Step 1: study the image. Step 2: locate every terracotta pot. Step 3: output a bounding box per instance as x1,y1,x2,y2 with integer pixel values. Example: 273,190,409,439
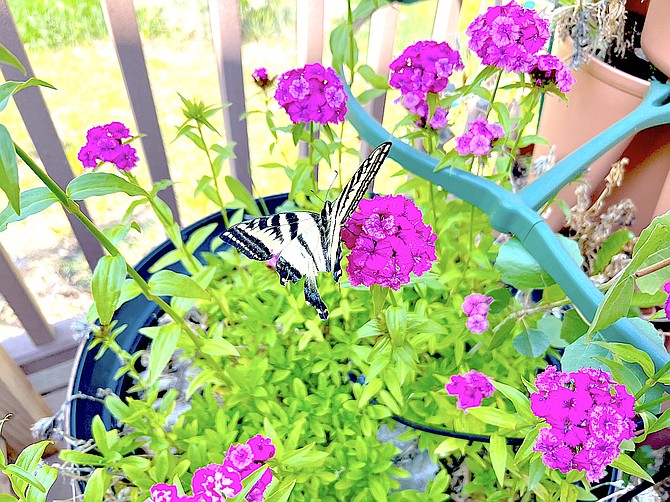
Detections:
641,0,670,78
533,38,670,234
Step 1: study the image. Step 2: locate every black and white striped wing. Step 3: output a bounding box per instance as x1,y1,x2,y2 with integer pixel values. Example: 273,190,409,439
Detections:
323,142,392,278
220,212,320,262
220,211,331,318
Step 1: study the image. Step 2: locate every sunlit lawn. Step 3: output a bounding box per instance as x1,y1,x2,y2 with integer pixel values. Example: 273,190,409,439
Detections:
0,0,453,334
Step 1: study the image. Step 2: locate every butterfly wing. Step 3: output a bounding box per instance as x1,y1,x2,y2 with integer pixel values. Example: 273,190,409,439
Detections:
220,212,320,261
323,142,392,280
219,142,392,320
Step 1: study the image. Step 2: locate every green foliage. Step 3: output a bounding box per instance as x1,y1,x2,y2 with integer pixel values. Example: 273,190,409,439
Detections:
0,417,56,502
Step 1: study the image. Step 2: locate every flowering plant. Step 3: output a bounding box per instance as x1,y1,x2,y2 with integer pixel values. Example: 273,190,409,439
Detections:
0,1,669,501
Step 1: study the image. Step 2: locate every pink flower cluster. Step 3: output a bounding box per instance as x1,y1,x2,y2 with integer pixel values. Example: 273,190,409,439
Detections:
462,293,493,334
389,40,463,129
274,63,347,125
78,122,139,171
150,435,276,502
455,118,504,157
663,281,670,319
529,55,576,93
445,370,496,411
531,366,636,482
252,67,273,89
342,195,437,290
466,1,572,91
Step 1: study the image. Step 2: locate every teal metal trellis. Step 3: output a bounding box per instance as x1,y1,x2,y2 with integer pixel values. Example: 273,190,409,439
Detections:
345,79,670,376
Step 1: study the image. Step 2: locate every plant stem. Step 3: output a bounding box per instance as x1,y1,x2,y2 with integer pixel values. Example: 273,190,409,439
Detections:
309,121,315,167
635,256,670,278
635,393,670,412
486,69,504,119
14,143,205,352
196,121,230,228
635,359,670,400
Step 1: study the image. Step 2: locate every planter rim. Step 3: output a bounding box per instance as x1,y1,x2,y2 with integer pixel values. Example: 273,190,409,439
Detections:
583,52,650,98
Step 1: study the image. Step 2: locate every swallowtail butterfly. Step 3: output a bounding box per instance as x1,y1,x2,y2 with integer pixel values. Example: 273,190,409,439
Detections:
219,142,392,319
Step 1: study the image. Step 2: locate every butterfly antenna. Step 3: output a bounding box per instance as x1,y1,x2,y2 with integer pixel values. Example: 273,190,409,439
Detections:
310,189,324,203
324,170,339,201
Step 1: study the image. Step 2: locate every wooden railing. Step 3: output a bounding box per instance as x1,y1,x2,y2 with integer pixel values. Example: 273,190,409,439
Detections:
0,0,461,454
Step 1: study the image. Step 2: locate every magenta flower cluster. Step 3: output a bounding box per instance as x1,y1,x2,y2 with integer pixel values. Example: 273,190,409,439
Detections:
252,67,273,89
663,281,670,319
445,369,496,411
466,1,551,74
342,195,437,290
388,40,463,129
455,117,505,157
461,293,494,334
274,63,347,125
150,435,276,502
530,54,576,93
78,122,139,171
531,366,636,482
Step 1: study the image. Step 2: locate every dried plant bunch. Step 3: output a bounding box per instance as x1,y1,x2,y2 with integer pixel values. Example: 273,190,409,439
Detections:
552,0,628,68
565,157,636,277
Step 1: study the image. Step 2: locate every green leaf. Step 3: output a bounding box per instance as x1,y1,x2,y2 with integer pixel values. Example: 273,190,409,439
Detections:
264,479,297,502
560,309,588,344
58,451,106,466
4,464,45,494
611,453,653,483
148,323,181,386
0,187,58,231
494,381,534,422
514,424,542,465
148,270,210,300
467,406,517,428
358,379,383,408
67,172,147,200
513,329,550,358
91,255,126,325
26,465,56,502
487,287,512,314
0,125,19,214
12,440,51,495
225,176,260,216
0,78,55,112
587,275,635,335
91,416,110,458
593,342,655,378
487,317,517,350
358,64,391,90
0,44,25,73
538,315,567,349
356,88,386,105
0,494,18,501
561,333,611,372
489,434,507,486
83,468,106,502
528,457,545,490
594,228,632,273
495,236,583,290
648,407,670,434
201,337,240,357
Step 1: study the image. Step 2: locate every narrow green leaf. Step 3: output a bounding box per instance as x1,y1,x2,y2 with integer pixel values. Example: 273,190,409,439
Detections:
0,78,55,112
0,494,18,501
4,464,45,493
0,187,58,232
83,468,106,502
528,457,545,490
611,453,653,482
67,172,147,200
91,416,110,458
594,229,632,273
25,465,57,502
587,275,635,335
201,337,240,357
0,44,25,73
264,479,296,502
148,323,181,385
58,451,106,466
0,125,19,213
514,424,542,465
358,379,383,408
225,176,260,216
594,342,655,378
467,406,517,428
92,255,126,325
648,407,670,434
494,381,534,422
489,434,507,486
148,270,210,300
358,64,391,89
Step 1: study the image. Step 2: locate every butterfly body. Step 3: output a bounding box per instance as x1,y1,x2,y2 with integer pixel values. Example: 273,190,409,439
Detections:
220,142,392,319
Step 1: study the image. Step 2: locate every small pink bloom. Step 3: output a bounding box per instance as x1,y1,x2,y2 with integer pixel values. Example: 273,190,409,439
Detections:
247,435,276,461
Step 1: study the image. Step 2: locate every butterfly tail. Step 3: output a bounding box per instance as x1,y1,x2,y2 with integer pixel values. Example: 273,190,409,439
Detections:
304,276,328,319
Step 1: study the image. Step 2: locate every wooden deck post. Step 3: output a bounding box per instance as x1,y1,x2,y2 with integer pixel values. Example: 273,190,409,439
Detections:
0,345,54,455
